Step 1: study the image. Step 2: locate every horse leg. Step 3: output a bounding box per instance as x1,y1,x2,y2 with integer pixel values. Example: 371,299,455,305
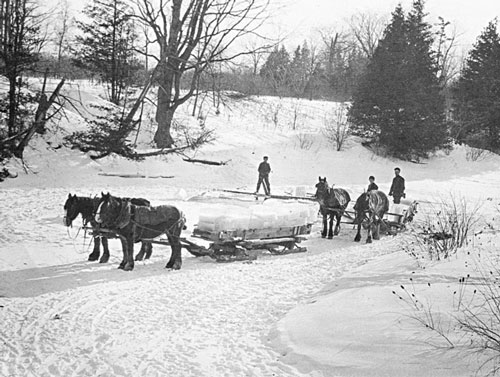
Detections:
333,213,341,236
165,235,182,270
321,213,327,238
88,236,100,261
327,214,334,239
123,235,135,271
354,221,362,242
135,242,146,261
366,218,373,244
118,237,127,269
145,242,153,259
99,237,110,263
373,221,380,240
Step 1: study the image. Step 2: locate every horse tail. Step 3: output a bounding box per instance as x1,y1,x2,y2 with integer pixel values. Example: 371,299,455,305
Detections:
171,208,187,234
369,190,389,218
179,210,187,231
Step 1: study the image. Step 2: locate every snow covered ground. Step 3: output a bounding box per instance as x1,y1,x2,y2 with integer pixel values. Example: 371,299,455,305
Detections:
1,80,500,376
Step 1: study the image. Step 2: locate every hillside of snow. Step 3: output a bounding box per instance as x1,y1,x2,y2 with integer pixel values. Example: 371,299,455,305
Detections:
1,79,500,376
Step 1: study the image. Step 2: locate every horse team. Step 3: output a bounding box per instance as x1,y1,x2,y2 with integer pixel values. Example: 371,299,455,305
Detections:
314,176,390,244
63,178,390,271
64,193,185,271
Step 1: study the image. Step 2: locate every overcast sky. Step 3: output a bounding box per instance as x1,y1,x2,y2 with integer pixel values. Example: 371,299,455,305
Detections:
273,0,499,49
66,0,499,52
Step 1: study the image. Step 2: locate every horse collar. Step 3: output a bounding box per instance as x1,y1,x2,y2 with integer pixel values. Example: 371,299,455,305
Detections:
115,200,132,229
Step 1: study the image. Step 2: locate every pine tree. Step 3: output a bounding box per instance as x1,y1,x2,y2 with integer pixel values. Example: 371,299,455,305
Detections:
260,45,291,96
349,1,448,160
74,0,139,105
452,19,500,150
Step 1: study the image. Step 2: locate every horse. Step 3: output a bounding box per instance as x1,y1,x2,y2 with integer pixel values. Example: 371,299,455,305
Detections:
63,194,153,263
95,193,186,271
353,190,389,243
314,177,351,239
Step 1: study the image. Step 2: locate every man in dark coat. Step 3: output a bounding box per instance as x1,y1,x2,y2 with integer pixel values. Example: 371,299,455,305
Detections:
389,167,405,204
255,156,271,195
367,176,378,192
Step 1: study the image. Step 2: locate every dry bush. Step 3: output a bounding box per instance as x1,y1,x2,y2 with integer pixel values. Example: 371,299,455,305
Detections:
457,267,500,375
405,195,482,261
322,103,351,151
398,205,500,375
465,146,491,162
295,133,314,150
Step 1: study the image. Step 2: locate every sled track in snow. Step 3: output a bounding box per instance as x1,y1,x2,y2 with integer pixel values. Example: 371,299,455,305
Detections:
0,235,402,377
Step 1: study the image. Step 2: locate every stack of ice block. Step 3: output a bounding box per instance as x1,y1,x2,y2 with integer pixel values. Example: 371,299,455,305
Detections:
197,202,317,232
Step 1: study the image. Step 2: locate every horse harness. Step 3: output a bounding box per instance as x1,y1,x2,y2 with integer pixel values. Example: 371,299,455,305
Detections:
105,200,185,240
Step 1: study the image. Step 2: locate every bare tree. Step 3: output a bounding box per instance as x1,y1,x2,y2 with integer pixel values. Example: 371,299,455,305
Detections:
245,37,270,76
319,29,341,82
53,0,73,76
303,42,321,100
134,0,270,148
347,11,387,59
323,103,351,151
435,17,460,88
0,0,45,138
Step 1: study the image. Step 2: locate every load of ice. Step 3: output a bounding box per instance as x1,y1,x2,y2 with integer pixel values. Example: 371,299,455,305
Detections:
197,201,317,232
386,198,415,223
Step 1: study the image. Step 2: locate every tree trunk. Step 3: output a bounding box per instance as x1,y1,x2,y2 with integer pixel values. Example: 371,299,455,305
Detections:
7,74,17,137
154,105,175,148
154,61,176,148
14,78,66,158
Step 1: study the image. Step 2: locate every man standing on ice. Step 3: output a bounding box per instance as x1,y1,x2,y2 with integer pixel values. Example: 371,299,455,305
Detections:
255,156,271,196
389,167,405,204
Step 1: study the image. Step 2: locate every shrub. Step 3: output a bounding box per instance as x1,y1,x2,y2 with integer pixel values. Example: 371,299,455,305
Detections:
323,103,351,151
295,133,314,150
64,104,137,159
406,194,482,260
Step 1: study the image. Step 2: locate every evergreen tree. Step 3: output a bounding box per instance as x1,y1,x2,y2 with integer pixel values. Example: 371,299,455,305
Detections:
452,19,500,150
289,42,310,97
259,45,291,96
74,0,139,105
349,1,448,160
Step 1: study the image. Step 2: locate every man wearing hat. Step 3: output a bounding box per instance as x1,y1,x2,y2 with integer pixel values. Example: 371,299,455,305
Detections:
389,167,405,204
255,156,271,196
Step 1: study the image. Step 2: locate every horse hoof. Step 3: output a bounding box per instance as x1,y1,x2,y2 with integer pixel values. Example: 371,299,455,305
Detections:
366,239,372,244
88,254,99,262
166,261,182,270
117,264,125,270
99,256,109,263
123,263,134,271
328,235,333,239
135,255,144,261
321,234,326,238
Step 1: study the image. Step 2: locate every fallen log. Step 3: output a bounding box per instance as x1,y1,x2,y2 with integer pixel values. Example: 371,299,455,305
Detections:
183,158,228,166
98,173,174,179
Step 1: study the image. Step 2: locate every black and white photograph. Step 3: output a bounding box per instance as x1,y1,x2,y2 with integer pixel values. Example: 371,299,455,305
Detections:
1,0,500,375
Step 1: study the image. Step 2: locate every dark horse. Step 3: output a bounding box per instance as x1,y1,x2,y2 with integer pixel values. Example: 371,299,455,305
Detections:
63,194,153,263
95,193,186,271
353,190,389,243
315,177,351,239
